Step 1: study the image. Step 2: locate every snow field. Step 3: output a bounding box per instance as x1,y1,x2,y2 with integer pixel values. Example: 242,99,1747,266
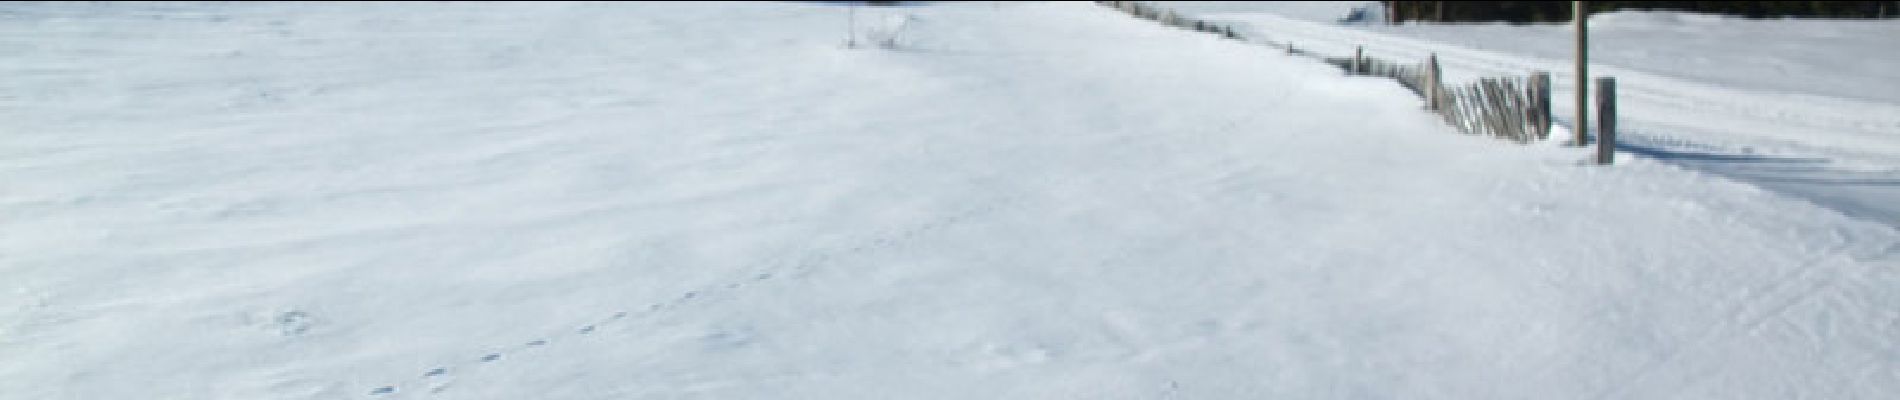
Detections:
2,2,1896,399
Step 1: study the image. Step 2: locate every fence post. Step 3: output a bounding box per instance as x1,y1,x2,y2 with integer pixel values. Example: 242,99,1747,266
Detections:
1351,46,1363,75
1425,53,1442,111
1596,77,1616,164
1529,71,1550,140
1574,1,1590,146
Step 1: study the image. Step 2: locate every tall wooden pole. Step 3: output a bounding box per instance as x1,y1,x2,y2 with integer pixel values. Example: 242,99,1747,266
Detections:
1573,1,1589,146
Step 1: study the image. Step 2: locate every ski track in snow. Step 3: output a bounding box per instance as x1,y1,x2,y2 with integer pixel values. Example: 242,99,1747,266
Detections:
1591,240,1862,399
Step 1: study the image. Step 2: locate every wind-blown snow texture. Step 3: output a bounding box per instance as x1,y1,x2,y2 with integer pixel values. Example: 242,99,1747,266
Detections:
2,2,1895,399
1174,1,1900,229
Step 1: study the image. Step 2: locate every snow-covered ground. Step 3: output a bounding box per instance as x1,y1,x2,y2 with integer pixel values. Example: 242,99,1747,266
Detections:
1172,1,1900,229
2,2,1895,399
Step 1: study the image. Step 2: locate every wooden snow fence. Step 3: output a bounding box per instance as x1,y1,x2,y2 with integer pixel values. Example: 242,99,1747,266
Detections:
1104,1,1241,39
1097,1,1554,144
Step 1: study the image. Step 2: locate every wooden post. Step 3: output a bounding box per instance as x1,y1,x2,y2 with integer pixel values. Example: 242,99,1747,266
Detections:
1530,71,1551,140
1351,46,1363,75
1425,53,1443,111
1596,77,1617,164
1573,1,1589,146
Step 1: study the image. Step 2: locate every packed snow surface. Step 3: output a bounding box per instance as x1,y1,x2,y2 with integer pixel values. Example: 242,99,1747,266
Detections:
2,2,1896,399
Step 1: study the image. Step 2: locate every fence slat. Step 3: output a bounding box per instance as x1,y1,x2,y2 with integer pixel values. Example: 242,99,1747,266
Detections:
1526,72,1546,140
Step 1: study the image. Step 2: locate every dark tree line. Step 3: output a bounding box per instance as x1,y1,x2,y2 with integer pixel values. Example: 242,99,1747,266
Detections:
1382,1,1900,23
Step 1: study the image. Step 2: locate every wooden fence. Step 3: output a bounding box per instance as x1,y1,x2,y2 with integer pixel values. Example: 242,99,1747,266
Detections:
1098,1,1553,144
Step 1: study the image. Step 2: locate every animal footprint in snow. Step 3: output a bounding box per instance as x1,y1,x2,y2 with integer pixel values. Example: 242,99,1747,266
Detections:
701,326,756,350
423,369,455,394
275,310,313,336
